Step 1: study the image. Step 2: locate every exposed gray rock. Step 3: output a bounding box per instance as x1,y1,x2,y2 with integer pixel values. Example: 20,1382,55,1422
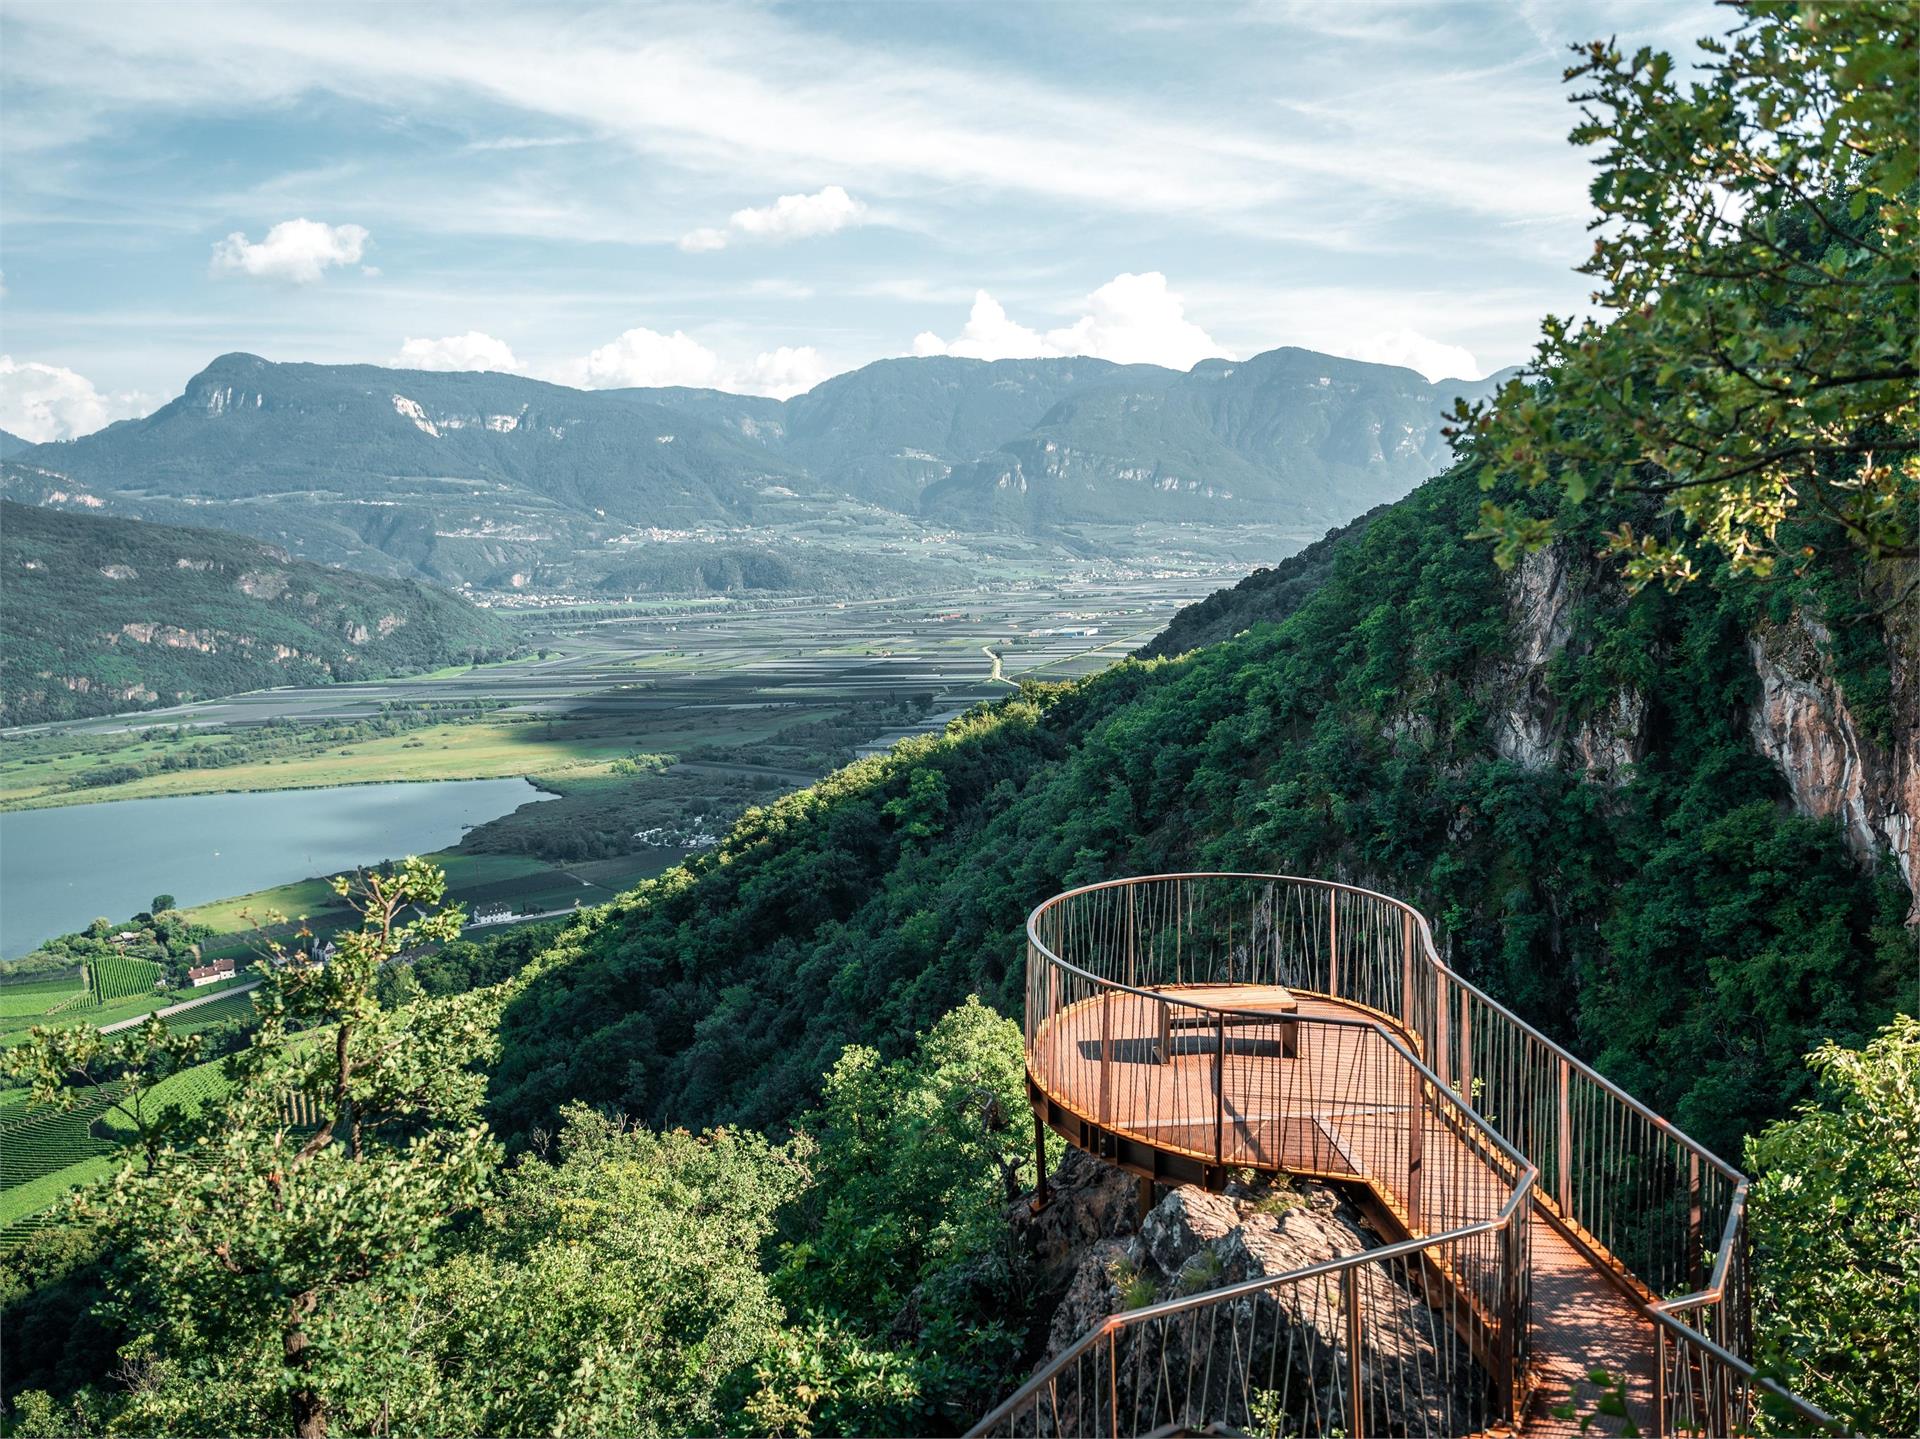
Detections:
1487,544,1575,772
1749,606,1919,920
1573,686,1648,784
1006,1146,1140,1299
1001,1165,1493,1436
1478,542,1650,786
1137,1185,1239,1277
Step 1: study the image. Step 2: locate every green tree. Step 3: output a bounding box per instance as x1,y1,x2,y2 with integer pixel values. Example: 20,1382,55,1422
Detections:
388,1108,809,1437
149,894,176,915
1747,1015,1920,1436
760,997,1047,1434
1453,2,1918,587
11,859,498,1438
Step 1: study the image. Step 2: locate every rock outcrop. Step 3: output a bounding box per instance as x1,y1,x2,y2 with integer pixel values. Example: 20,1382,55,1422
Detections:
1483,544,1647,785
1748,604,1920,920
1001,1159,1490,1436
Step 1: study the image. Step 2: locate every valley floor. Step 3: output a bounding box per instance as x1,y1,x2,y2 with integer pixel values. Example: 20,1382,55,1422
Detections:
0,579,1215,1234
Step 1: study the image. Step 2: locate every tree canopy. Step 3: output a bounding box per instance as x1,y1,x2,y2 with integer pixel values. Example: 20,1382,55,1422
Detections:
1748,1015,1920,1436
1453,1,1918,588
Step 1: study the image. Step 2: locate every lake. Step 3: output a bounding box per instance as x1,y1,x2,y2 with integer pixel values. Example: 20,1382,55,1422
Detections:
0,778,552,958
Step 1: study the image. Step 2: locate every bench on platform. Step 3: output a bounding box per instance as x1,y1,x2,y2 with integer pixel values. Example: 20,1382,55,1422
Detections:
1150,983,1298,1062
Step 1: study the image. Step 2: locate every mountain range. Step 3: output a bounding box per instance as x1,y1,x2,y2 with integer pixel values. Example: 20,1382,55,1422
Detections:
0,349,1512,595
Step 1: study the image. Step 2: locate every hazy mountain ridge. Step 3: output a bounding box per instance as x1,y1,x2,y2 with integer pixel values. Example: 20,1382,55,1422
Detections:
0,500,519,725
925,349,1503,528
1,349,1514,592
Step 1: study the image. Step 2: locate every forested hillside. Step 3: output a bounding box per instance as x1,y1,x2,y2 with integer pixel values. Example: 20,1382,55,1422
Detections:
1137,500,1387,657
0,502,520,724
490,455,1914,1162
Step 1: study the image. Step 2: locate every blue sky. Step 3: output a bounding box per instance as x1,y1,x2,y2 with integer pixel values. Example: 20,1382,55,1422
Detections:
0,0,1718,441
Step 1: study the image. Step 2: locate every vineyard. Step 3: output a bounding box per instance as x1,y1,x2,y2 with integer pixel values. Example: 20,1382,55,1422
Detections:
0,994,259,1241
89,954,163,1003
0,973,88,1020
0,1056,238,1236
165,990,259,1034
95,1057,233,1142
0,1078,125,1193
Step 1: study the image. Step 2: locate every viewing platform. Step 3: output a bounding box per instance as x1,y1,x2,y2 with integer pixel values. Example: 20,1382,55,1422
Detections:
972,874,1837,1439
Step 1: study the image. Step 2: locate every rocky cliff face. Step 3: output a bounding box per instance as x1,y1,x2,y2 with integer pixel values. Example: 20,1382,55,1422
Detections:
1000,1153,1488,1435
1748,601,1920,920
1483,544,1647,785
1482,543,1916,918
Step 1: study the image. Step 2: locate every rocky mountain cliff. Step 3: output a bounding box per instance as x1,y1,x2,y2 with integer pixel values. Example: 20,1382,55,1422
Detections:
1143,497,1920,925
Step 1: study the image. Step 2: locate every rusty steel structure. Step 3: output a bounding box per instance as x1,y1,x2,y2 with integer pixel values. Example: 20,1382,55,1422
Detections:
969,874,1838,1439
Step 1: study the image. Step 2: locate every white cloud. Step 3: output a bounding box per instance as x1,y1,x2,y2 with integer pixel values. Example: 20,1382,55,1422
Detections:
0,356,157,442
680,185,866,253
1343,328,1482,383
730,184,865,240
576,327,725,390
738,346,830,399
912,272,1228,371
564,328,830,398
1047,273,1226,370
210,218,369,284
912,292,1052,362
389,331,524,373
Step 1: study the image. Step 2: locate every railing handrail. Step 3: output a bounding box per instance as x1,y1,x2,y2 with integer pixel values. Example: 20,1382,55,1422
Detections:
968,1209,1527,1437
1649,1308,1845,1434
1028,871,1751,1314
1027,872,1745,1182
1000,872,1827,1437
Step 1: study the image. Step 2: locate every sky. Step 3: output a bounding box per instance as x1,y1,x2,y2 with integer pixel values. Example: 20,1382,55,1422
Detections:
0,0,1721,442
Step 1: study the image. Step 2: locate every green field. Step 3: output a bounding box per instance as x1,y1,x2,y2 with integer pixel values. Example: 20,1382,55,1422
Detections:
0,976,88,1017
0,1154,119,1230
1,718,629,808
182,848,640,937
0,972,256,1048
94,1056,233,1141
0,1077,126,1195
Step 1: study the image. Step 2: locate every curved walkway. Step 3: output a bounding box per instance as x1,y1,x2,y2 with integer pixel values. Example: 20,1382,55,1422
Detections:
977,874,1835,1439
1030,986,1650,1435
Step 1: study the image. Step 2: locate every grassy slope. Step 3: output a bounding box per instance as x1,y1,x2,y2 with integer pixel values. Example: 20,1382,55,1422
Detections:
1,707,817,811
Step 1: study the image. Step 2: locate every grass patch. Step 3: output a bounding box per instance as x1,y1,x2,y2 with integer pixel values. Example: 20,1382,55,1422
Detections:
1110,1254,1159,1311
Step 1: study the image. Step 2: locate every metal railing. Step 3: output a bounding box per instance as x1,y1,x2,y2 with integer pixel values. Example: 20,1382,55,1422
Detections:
978,874,1838,1437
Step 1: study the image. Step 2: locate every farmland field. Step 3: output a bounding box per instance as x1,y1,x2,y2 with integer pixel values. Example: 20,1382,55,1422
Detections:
95,1056,232,1140
0,976,87,1016
0,1078,125,1192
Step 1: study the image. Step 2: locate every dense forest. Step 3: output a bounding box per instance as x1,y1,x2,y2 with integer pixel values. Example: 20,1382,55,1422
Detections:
0,502,521,723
